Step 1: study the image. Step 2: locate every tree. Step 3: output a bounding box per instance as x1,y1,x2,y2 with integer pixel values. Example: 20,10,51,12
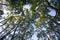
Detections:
0,0,60,40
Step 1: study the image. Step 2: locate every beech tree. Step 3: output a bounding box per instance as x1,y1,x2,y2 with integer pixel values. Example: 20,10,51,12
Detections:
0,0,60,40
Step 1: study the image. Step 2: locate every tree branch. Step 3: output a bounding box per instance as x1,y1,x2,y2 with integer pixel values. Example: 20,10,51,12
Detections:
0,3,8,6
46,0,60,11
47,27,60,34
11,27,17,40
0,26,16,40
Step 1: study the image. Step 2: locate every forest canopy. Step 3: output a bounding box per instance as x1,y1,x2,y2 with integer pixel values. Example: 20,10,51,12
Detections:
0,0,60,40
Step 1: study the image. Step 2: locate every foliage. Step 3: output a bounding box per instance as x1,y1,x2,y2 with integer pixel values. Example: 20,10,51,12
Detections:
0,0,60,40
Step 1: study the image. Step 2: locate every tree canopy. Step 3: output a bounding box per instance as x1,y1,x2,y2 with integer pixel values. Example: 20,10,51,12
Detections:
0,0,60,40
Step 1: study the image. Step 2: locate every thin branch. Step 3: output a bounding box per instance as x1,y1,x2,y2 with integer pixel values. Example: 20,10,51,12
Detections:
11,27,17,40
0,19,7,23
0,27,9,34
0,30,11,40
0,20,7,27
0,26,16,40
50,18,60,25
47,27,60,34
45,14,60,25
0,3,8,6
46,0,60,11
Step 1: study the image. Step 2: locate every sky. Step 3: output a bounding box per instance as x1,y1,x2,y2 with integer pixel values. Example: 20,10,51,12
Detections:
48,8,56,16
